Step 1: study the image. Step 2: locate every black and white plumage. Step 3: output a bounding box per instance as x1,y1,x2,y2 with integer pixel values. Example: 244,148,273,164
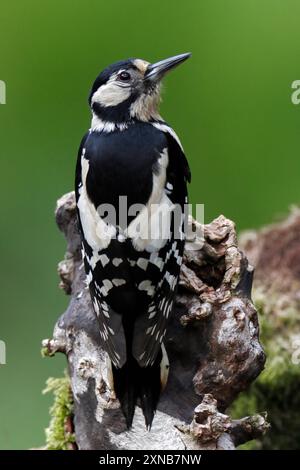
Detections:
75,53,191,429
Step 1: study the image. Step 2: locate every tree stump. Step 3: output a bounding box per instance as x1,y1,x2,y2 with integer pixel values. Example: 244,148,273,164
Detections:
42,191,268,450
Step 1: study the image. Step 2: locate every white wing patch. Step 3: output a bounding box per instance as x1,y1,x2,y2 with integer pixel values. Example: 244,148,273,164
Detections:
137,257,149,271
99,279,113,296
112,278,126,286
126,148,174,252
77,150,116,251
112,258,123,267
138,280,155,296
99,254,110,267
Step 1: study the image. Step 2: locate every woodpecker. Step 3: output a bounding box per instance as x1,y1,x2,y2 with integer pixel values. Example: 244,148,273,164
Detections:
75,53,191,429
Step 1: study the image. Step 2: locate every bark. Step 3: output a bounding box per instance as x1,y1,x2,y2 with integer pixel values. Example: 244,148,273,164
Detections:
240,207,300,304
42,191,268,450
238,207,300,450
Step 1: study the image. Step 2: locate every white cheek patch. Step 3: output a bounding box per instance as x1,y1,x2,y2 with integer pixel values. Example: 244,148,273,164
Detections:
91,76,131,108
77,151,116,252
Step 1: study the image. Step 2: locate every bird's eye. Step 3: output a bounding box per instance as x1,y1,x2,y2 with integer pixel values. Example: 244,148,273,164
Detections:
118,71,131,81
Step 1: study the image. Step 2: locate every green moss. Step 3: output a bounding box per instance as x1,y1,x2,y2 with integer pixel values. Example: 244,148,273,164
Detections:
230,291,300,450
237,439,261,450
41,346,55,358
43,373,76,450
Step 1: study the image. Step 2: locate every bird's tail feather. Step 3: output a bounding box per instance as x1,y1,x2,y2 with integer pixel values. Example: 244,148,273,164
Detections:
112,353,162,429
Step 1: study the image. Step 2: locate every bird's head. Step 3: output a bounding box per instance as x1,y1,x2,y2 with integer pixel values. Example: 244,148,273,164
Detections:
89,53,191,127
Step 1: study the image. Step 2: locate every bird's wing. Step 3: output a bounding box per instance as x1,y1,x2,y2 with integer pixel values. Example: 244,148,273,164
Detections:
75,134,129,368
88,273,127,368
132,125,189,367
132,233,185,367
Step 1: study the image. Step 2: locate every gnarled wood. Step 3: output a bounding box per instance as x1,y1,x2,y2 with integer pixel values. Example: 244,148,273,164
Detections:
42,191,267,450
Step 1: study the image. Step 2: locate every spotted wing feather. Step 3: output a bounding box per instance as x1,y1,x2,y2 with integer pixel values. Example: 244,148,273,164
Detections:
132,126,189,367
75,135,129,368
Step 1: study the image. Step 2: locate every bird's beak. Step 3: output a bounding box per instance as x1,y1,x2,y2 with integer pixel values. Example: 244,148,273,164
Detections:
144,52,191,82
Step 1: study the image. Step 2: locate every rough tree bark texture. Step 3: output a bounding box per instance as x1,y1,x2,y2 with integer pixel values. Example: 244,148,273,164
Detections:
43,191,268,450
239,206,300,364
238,207,300,450
240,207,300,310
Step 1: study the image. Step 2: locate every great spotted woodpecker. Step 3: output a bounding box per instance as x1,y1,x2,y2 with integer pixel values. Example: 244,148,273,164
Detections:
75,53,191,429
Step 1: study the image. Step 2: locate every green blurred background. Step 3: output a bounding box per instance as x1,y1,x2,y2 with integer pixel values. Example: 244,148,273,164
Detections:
1,0,300,449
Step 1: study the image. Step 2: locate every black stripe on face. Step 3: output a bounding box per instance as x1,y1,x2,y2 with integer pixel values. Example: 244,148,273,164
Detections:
92,92,138,123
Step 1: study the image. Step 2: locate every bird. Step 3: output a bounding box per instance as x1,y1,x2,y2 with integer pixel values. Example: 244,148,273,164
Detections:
75,53,191,429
